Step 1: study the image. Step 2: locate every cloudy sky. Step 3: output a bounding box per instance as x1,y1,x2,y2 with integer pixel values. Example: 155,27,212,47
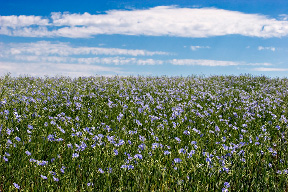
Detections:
1,0,288,77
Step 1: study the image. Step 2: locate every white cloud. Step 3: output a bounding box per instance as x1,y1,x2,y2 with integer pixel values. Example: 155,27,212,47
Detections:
258,46,276,51
2,6,288,38
2,41,169,56
252,67,288,72
169,59,240,66
0,15,49,28
0,41,166,66
0,61,122,77
169,59,273,67
279,14,288,21
190,46,210,51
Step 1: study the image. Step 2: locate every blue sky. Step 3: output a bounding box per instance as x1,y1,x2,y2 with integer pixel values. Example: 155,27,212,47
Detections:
1,0,288,77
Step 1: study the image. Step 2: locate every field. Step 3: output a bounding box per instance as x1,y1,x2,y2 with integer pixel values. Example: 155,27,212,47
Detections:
1,74,288,191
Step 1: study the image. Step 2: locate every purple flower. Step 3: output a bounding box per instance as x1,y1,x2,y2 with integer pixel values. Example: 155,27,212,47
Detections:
187,150,195,158
3,156,8,162
38,161,48,166
183,130,190,135
175,137,181,143
121,165,128,169
98,168,104,173
224,182,230,188
191,141,197,145
25,151,31,156
13,183,20,189
15,136,21,142
179,148,186,154
139,135,146,142
118,139,125,146
134,154,143,159
60,166,66,173
53,176,59,181
41,175,47,179
164,150,170,155
72,153,79,158
128,165,134,169
138,143,146,150
174,158,182,163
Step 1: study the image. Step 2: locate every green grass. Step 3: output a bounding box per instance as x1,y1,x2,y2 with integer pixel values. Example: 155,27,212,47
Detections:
0,74,288,191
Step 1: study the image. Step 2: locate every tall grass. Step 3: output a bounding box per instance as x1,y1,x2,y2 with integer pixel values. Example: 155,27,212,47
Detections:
0,75,288,191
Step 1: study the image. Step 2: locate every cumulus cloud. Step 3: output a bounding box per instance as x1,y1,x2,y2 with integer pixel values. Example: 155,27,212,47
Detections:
1,6,288,38
190,46,210,51
279,14,288,21
258,46,276,51
0,15,49,28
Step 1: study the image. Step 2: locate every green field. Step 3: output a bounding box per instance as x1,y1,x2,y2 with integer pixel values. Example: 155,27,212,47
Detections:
1,74,288,191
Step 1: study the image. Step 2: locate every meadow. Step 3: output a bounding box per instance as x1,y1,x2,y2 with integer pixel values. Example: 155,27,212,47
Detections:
0,74,288,191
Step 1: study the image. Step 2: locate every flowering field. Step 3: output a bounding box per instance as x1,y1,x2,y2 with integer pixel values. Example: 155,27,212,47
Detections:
1,74,288,191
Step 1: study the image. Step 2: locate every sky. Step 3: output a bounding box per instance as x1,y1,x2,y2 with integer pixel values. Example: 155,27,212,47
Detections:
1,0,288,78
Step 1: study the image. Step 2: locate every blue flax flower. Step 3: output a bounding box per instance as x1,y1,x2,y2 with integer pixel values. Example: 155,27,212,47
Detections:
13,183,20,189
174,158,182,163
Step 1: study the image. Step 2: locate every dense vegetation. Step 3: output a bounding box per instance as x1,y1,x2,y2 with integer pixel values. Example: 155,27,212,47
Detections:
1,74,288,191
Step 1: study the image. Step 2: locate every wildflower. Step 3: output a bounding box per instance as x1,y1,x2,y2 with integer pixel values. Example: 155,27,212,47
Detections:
53,176,59,181
136,119,142,126
107,167,113,173
72,153,79,158
3,156,8,162
118,139,125,146
175,137,181,143
174,158,182,163
134,154,143,159
152,143,159,150
139,135,146,142
121,165,128,169
41,175,47,179
224,182,230,188
60,166,66,173
138,143,146,150
15,136,21,142
183,130,190,135
25,151,31,156
98,168,104,173
179,148,186,154
13,183,20,189
164,150,170,155
114,149,119,155
38,160,48,166
187,150,195,158
49,171,56,175
128,165,134,169
6,128,12,135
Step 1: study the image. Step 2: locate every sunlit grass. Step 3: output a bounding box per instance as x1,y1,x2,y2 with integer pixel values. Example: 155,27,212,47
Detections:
0,74,288,191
